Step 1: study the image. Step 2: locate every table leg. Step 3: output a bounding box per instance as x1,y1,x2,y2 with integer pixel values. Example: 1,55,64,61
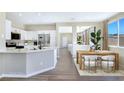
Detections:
79,55,85,70
116,54,119,70
77,52,78,64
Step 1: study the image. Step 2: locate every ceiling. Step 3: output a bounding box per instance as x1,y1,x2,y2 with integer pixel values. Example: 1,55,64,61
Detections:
6,12,118,24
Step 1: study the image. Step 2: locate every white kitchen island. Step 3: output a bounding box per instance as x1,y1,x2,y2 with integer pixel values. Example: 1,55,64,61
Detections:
0,48,57,78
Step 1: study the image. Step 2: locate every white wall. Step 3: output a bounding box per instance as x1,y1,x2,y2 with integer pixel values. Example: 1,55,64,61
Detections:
60,33,72,48
0,13,6,51
0,13,6,76
0,53,3,77
109,46,124,69
25,24,56,31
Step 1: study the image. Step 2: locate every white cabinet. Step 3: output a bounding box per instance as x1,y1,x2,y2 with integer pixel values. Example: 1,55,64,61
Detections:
50,31,56,47
5,20,12,40
12,28,21,33
23,31,27,40
30,31,34,40
26,31,32,40
12,28,26,40
25,31,38,40
32,31,38,40
20,30,26,40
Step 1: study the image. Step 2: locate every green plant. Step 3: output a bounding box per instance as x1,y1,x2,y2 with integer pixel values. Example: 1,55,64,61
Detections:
90,28,102,50
77,35,82,45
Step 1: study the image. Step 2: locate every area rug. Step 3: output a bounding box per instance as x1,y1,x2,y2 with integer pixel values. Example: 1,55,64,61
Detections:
73,58,124,76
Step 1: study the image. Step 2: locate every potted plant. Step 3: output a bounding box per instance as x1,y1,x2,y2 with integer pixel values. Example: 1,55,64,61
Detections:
77,35,82,45
90,27,102,50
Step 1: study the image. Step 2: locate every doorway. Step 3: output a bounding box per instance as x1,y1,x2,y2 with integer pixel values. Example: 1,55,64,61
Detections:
59,26,72,48
62,36,68,48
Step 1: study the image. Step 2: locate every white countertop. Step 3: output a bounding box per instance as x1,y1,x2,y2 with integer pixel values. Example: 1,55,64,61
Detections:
0,47,57,53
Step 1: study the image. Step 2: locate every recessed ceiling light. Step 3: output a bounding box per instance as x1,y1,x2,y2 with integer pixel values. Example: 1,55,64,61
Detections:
19,13,22,17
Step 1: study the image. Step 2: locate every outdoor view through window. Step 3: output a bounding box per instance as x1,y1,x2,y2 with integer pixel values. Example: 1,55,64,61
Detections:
108,21,118,46
119,18,124,46
108,18,124,47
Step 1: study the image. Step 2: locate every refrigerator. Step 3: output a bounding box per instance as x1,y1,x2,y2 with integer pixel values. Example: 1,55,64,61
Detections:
38,34,50,49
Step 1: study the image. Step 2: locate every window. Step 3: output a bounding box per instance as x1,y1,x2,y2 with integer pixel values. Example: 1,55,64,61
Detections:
119,18,124,46
108,21,118,46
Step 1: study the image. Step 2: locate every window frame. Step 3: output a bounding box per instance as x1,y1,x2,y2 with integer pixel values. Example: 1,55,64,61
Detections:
108,20,119,47
108,18,124,48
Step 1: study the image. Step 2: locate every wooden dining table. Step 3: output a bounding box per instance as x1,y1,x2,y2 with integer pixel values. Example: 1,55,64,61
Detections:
76,50,119,70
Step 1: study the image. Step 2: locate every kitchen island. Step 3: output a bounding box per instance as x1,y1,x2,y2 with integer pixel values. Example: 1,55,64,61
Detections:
0,48,57,78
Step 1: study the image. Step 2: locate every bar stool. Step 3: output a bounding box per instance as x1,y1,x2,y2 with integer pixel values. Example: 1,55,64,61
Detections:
83,55,98,73
101,55,115,72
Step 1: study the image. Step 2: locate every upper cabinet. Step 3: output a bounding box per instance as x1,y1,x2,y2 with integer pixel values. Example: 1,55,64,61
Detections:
25,31,38,40
5,20,12,40
5,22,56,47
50,31,56,47
12,28,21,33
12,28,26,40
20,30,26,40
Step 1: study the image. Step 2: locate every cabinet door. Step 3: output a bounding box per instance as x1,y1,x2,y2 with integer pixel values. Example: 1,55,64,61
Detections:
29,31,33,40
25,31,28,40
24,31,27,40
26,31,32,40
50,31,56,47
33,31,38,40
12,28,18,33
29,31,38,40
20,30,25,40
5,20,12,40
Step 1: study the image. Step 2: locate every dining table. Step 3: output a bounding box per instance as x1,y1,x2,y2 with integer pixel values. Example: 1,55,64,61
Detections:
76,50,119,70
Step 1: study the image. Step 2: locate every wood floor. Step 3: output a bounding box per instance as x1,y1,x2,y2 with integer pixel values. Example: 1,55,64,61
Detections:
1,48,124,81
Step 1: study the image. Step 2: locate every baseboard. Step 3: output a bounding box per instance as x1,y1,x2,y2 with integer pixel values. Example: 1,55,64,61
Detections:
26,66,55,78
2,66,55,78
2,73,27,78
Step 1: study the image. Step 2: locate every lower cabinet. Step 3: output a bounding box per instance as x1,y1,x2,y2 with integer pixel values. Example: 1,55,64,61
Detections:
0,48,57,78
